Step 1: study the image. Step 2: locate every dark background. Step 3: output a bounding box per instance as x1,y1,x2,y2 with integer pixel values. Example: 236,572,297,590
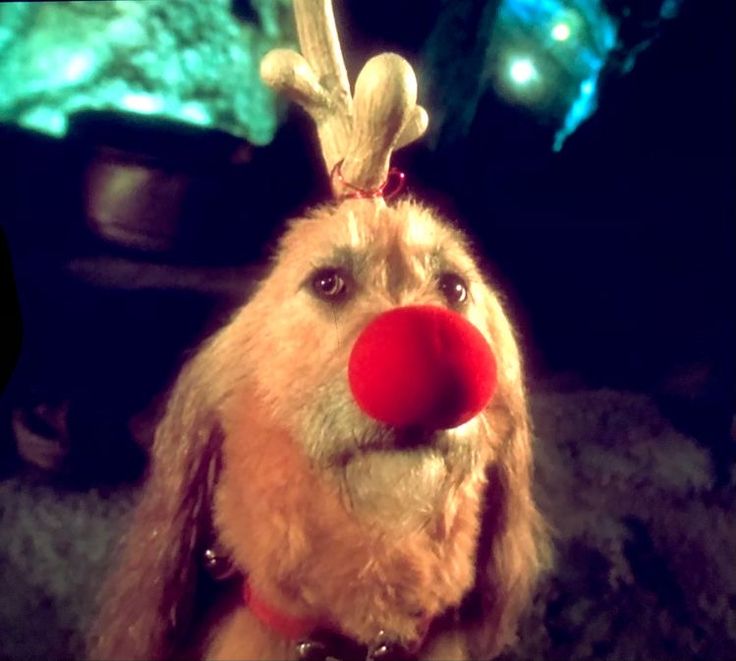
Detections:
344,0,735,390
0,0,733,478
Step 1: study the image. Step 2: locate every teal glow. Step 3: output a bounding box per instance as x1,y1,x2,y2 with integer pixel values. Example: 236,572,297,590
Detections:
0,1,294,143
491,0,617,149
551,22,571,42
553,76,597,151
491,0,682,149
180,102,211,126
121,93,165,115
63,51,95,83
509,57,538,85
19,107,68,137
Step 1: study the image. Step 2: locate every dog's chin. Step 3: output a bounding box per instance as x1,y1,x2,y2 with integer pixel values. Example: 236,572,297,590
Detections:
299,395,488,528
338,446,450,527
320,427,482,532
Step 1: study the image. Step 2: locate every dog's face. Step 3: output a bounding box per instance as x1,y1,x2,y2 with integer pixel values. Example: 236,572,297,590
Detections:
218,198,521,529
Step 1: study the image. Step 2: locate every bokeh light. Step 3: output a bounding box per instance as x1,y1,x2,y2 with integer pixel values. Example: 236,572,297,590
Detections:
551,22,571,41
488,0,619,149
509,57,538,85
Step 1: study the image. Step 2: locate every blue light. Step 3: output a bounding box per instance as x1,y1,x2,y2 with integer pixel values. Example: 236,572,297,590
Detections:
489,0,682,149
553,76,598,151
509,57,538,85
551,22,572,42
492,0,618,148
660,0,681,19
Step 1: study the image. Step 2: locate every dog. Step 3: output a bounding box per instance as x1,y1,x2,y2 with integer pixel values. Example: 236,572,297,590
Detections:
87,195,548,660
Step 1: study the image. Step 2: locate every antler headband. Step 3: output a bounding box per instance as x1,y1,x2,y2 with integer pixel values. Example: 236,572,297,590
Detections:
260,0,429,199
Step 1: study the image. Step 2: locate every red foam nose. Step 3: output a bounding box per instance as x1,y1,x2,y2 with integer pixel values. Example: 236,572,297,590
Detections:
348,305,497,430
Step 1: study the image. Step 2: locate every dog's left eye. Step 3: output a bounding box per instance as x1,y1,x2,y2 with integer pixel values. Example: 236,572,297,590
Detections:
311,267,350,302
438,272,468,306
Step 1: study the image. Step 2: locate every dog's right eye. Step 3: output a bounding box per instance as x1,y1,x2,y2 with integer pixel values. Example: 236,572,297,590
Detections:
438,272,468,307
310,268,350,303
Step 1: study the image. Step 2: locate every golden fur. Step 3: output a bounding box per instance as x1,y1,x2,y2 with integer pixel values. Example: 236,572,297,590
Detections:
88,198,548,660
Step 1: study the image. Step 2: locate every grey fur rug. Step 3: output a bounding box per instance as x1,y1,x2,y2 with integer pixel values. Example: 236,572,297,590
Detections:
1,389,734,660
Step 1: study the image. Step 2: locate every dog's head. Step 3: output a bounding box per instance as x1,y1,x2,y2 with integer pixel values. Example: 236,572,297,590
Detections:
216,199,522,525
88,198,547,660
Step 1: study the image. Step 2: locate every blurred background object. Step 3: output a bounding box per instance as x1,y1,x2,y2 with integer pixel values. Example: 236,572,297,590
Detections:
0,0,292,143
0,229,22,395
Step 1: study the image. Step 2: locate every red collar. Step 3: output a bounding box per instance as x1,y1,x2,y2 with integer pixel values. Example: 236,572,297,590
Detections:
242,578,432,654
242,579,323,641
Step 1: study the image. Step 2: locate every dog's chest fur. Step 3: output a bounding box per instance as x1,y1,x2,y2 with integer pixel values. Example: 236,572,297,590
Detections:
207,392,488,657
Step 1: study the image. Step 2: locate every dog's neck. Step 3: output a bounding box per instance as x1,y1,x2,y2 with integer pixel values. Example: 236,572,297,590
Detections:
216,400,487,647
242,577,322,641
241,576,429,659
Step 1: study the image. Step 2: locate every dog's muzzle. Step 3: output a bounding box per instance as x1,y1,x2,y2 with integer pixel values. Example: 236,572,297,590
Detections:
348,305,497,430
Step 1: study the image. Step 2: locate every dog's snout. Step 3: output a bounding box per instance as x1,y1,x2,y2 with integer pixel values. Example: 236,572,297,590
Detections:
348,305,497,430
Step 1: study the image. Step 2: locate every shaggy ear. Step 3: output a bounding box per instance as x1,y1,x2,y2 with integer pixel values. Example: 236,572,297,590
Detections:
87,349,223,661
463,287,551,659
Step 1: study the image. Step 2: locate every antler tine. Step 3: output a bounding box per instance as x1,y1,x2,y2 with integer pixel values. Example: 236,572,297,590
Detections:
291,0,354,172
261,0,352,179
261,0,429,197
292,0,351,105
340,53,427,191
396,105,430,150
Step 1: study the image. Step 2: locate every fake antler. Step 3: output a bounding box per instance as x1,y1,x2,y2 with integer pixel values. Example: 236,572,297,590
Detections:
260,0,428,196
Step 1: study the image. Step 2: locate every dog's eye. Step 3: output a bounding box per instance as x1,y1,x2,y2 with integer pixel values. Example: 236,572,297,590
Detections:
311,268,350,302
438,272,468,306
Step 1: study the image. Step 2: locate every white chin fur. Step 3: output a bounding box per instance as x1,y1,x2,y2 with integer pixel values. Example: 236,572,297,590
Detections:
341,448,449,527
296,386,489,530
